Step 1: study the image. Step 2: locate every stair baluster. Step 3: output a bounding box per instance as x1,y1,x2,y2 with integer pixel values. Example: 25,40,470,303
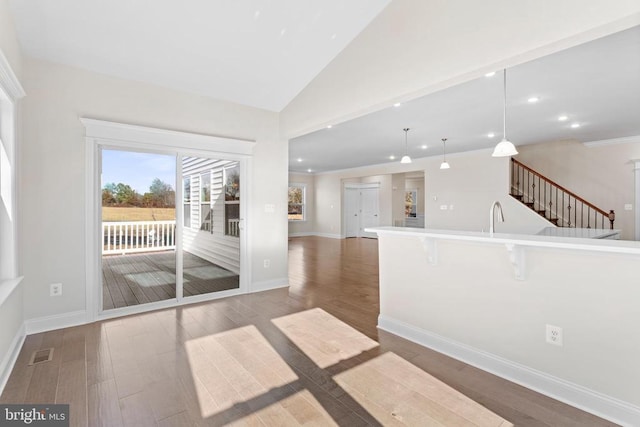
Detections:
509,158,614,229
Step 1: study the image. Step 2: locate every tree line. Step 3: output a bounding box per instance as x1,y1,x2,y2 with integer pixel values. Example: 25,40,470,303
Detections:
102,178,175,208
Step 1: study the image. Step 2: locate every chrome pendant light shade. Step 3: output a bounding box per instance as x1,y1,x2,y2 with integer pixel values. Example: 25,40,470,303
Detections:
492,69,518,157
440,138,450,169
401,128,412,164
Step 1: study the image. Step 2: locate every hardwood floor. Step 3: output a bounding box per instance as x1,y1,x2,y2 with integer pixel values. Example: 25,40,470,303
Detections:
1,236,617,426
102,251,239,310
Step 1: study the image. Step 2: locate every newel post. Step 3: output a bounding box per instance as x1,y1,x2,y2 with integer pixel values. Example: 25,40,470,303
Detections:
608,210,615,230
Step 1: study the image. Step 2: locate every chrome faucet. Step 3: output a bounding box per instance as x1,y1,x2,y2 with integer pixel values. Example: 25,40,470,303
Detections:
489,201,504,237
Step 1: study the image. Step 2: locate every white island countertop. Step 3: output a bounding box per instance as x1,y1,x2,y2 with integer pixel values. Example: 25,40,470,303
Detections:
366,226,640,256
535,227,620,239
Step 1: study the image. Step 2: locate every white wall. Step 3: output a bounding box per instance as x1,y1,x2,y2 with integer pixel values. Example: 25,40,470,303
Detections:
281,0,640,138
288,172,315,236
312,150,550,239
517,138,640,240
0,0,21,79
425,150,550,234
391,173,405,226
19,58,286,321
377,233,640,424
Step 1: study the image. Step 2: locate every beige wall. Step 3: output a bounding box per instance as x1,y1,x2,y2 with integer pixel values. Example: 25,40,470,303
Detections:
517,138,640,240
281,0,640,138
19,58,285,320
288,172,316,236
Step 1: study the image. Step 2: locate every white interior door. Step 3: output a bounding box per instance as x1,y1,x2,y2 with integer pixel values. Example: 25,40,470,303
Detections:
360,188,379,238
345,188,359,238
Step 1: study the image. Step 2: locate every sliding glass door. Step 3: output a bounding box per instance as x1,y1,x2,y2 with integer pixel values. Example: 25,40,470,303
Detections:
100,149,178,310
99,149,241,313
180,156,240,299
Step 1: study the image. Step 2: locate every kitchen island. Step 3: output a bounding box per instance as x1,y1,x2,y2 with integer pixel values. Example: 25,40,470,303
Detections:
366,226,640,426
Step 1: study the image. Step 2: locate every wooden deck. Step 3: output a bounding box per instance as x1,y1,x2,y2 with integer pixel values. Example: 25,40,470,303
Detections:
102,251,239,310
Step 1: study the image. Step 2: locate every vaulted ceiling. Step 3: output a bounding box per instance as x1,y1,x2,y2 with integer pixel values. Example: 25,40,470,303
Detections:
9,0,391,112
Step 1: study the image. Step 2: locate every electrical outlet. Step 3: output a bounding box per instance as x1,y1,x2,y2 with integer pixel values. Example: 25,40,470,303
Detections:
263,259,270,268
440,205,448,210
50,283,63,297
624,204,633,211
546,324,563,346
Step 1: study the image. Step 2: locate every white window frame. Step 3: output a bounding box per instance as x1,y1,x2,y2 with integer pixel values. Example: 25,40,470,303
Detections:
288,183,306,222
223,164,240,237
0,51,26,291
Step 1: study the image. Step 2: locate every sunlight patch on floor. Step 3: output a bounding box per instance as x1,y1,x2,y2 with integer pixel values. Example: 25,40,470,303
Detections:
237,388,340,426
272,308,379,368
184,324,299,418
333,352,513,426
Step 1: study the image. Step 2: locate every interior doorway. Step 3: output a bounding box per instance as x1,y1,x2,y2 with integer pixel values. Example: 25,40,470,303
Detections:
344,183,380,238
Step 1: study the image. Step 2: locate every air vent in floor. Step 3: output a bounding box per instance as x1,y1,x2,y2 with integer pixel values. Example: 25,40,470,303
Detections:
29,348,54,365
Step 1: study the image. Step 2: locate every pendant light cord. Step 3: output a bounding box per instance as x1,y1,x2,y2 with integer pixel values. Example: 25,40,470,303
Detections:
503,69,507,140
404,128,410,155
442,138,447,160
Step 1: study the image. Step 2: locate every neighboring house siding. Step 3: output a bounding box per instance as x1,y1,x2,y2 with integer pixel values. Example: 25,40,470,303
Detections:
183,157,240,274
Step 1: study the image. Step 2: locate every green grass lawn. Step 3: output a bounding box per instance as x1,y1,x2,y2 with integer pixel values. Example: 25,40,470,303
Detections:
102,207,175,222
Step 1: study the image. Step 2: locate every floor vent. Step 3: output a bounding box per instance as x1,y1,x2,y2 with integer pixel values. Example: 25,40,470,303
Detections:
29,348,54,365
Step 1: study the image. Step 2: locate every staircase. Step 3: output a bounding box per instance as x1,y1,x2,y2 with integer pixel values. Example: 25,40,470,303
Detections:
510,158,615,229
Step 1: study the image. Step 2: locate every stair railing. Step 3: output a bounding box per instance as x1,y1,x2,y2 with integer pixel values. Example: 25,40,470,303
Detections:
510,158,615,229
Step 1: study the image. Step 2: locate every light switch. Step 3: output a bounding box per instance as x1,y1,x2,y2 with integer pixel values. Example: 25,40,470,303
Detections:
624,204,633,211
440,205,448,210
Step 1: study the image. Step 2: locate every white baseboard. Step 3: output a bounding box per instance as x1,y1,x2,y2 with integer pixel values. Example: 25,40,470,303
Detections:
289,232,343,239
0,323,26,396
25,310,88,335
313,233,343,239
288,232,316,237
378,314,640,427
250,278,289,293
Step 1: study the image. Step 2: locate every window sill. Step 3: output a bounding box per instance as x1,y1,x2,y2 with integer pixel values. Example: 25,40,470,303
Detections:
0,276,23,307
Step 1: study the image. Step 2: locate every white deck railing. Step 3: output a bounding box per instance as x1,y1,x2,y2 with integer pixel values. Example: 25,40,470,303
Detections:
103,220,176,255
227,219,240,237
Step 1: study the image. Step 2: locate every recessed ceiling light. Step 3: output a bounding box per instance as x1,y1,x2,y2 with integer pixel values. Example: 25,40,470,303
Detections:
326,125,332,129
421,145,428,150
307,168,312,173
296,158,302,162
331,33,337,40
528,97,539,103
558,115,568,121
389,155,395,160
393,103,401,107
571,123,581,128
488,132,495,138
485,72,496,77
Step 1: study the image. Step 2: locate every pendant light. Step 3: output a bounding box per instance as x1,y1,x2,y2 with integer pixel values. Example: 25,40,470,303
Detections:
492,68,519,157
400,128,412,164
440,138,450,169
